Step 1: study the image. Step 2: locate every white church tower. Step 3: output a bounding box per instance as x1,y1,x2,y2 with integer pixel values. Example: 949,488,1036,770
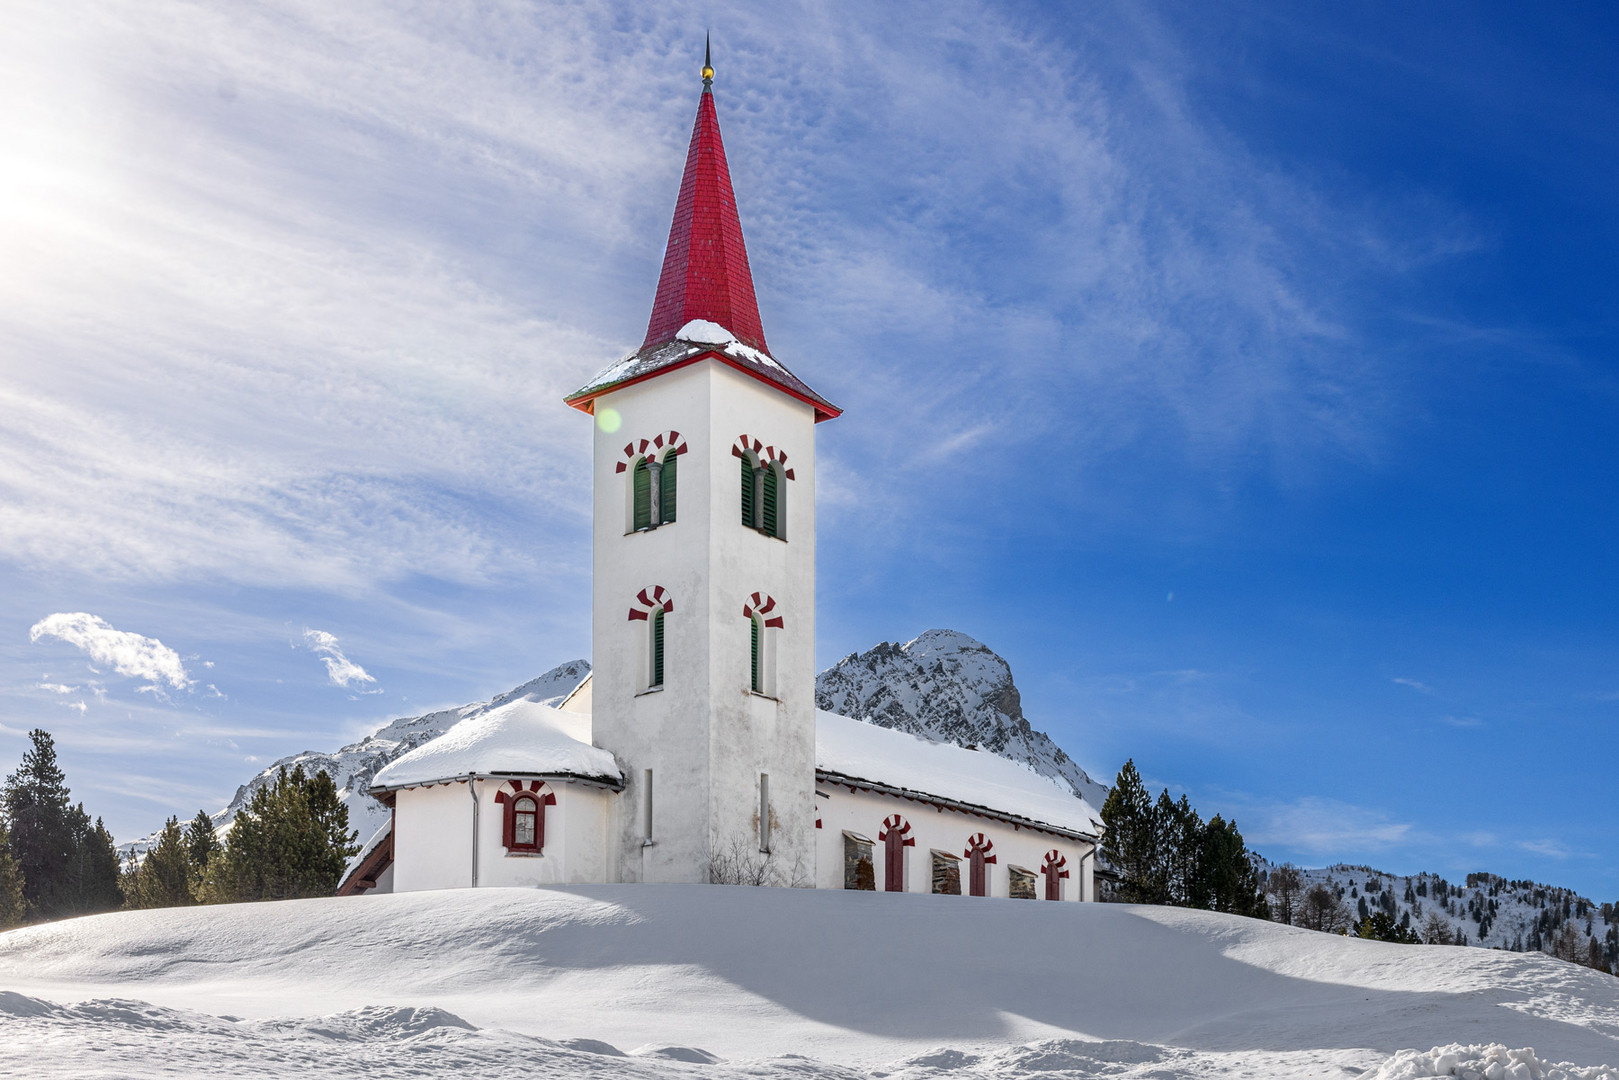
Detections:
564,50,842,885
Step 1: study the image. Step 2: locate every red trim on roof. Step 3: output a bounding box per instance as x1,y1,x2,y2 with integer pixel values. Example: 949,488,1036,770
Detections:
564,351,842,422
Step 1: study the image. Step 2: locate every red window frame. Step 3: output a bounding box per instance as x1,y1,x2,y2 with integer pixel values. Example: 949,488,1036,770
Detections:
1041,849,1070,901
964,833,997,897
878,815,914,892
496,780,556,853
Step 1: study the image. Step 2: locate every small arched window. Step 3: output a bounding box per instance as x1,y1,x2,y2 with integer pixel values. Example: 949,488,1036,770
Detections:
749,615,762,693
740,453,755,527
742,593,782,696
651,607,666,688
879,815,914,892
633,458,652,531
497,781,555,854
659,451,677,524
1041,849,1069,901
761,464,779,537
964,833,997,898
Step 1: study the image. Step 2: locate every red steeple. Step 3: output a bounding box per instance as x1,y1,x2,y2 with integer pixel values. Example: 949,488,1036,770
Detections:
642,70,769,353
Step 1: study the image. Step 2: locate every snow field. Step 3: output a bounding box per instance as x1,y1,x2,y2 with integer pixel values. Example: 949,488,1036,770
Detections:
1,885,1616,1078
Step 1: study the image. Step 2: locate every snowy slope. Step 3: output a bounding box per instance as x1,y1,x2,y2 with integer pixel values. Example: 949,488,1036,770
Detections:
1,886,1617,1078
121,661,590,859
1280,863,1619,960
816,630,1108,807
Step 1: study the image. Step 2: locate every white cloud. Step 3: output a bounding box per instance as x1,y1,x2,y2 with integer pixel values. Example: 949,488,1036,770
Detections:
36,682,75,694
29,612,192,690
1392,677,1434,695
1241,796,1413,856
301,629,377,689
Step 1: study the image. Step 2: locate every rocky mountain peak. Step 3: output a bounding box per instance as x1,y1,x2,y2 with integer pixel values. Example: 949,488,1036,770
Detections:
815,630,1107,808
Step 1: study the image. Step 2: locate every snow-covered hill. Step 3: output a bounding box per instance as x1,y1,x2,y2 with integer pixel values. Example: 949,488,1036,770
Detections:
815,629,1108,806
1280,863,1619,959
1,886,1616,1078
126,661,590,858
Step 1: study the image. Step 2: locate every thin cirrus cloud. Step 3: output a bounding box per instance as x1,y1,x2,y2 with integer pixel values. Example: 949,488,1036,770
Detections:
301,630,379,691
28,613,192,691
0,0,1447,602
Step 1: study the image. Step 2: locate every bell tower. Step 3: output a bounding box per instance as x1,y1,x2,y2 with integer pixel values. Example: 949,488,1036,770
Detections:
565,45,840,885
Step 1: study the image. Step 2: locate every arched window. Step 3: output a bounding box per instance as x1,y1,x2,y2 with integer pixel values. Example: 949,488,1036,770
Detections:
742,593,782,696
879,815,914,892
740,452,755,527
749,615,762,692
497,781,555,854
633,457,652,531
761,463,779,537
651,608,665,688
964,833,997,897
1041,849,1070,901
659,450,677,523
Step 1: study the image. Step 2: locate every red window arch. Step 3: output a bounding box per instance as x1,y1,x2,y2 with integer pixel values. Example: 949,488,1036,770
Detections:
496,780,556,853
1041,849,1069,901
964,833,997,897
878,815,913,892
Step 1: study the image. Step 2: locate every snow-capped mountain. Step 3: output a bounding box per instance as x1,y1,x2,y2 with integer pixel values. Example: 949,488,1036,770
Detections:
814,629,1109,808
1278,863,1618,960
121,661,590,859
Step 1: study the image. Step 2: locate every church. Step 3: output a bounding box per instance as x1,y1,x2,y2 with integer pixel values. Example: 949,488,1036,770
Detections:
338,52,1100,903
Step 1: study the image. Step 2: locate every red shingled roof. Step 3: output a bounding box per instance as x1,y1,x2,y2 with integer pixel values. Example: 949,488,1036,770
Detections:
642,87,768,353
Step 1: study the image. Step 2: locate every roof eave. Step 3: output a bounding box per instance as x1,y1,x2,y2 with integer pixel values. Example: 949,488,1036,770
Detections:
565,349,841,423
815,768,1100,844
368,769,626,797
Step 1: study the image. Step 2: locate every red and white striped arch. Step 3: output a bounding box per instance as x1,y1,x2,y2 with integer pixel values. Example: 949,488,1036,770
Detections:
741,592,783,629
878,815,915,846
616,431,688,474
730,434,795,480
1041,850,1070,879
964,833,998,864
627,585,674,621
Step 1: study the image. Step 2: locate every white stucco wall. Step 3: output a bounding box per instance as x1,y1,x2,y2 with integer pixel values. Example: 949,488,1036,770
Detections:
389,778,613,892
813,782,1095,901
589,358,819,885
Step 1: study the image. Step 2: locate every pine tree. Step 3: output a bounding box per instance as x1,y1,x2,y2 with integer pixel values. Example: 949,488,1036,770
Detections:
3,729,76,921
200,765,358,903
1099,760,1157,903
121,817,195,909
183,810,220,893
0,816,25,930
66,810,122,916
1199,815,1267,918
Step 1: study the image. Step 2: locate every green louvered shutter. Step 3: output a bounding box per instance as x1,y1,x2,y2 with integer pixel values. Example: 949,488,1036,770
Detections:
633,459,651,530
652,609,664,687
750,617,760,692
660,453,676,523
762,466,779,537
740,456,754,527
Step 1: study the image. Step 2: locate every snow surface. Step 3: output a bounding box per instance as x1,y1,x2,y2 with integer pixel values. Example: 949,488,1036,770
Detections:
675,318,734,345
370,700,620,790
816,630,1109,807
2,886,1616,1078
817,709,1102,836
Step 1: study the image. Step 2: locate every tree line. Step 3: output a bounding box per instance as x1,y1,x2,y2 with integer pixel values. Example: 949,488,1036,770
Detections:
1101,760,1616,975
0,729,359,929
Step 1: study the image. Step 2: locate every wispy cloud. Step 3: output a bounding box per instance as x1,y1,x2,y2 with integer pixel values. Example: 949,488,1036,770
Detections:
1392,677,1434,695
29,612,192,690
36,682,76,694
1239,795,1414,856
1517,838,1578,859
301,629,377,690
1438,714,1483,728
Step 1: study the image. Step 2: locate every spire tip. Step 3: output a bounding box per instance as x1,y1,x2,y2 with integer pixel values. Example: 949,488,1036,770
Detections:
702,33,713,89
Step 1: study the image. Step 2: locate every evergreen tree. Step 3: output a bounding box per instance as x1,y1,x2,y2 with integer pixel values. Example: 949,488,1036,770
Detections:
183,810,221,893
3,730,78,920
121,817,195,909
1199,815,1267,918
0,815,25,930
1099,760,1157,903
1158,792,1204,908
65,808,122,916
1355,910,1421,943
200,765,358,903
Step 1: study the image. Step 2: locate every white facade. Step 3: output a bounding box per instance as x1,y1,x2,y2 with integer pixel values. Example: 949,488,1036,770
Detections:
589,360,818,885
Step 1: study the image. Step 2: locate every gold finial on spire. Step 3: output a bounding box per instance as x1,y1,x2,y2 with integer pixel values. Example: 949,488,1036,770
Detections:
702,33,713,89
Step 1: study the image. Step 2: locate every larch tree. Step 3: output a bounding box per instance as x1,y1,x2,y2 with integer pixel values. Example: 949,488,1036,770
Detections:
1266,863,1304,926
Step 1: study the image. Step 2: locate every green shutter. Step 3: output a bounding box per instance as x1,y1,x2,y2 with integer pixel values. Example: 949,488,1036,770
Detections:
740,456,754,527
762,466,779,537
633,459,651,530
652,609,664,687
660,453,676,523
750,617,760,692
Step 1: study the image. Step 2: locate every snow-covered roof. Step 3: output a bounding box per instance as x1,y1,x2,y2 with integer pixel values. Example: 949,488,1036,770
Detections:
815,710,1102,839
369,699,622,791
565,321,840,423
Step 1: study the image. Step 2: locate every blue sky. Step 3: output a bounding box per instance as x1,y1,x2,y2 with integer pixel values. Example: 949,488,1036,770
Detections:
2,2,1615,898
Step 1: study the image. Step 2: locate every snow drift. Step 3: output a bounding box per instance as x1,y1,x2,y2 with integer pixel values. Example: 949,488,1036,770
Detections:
2,885,1616,1078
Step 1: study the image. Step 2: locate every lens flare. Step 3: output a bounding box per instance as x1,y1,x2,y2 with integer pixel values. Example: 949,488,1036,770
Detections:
596,407,622,434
